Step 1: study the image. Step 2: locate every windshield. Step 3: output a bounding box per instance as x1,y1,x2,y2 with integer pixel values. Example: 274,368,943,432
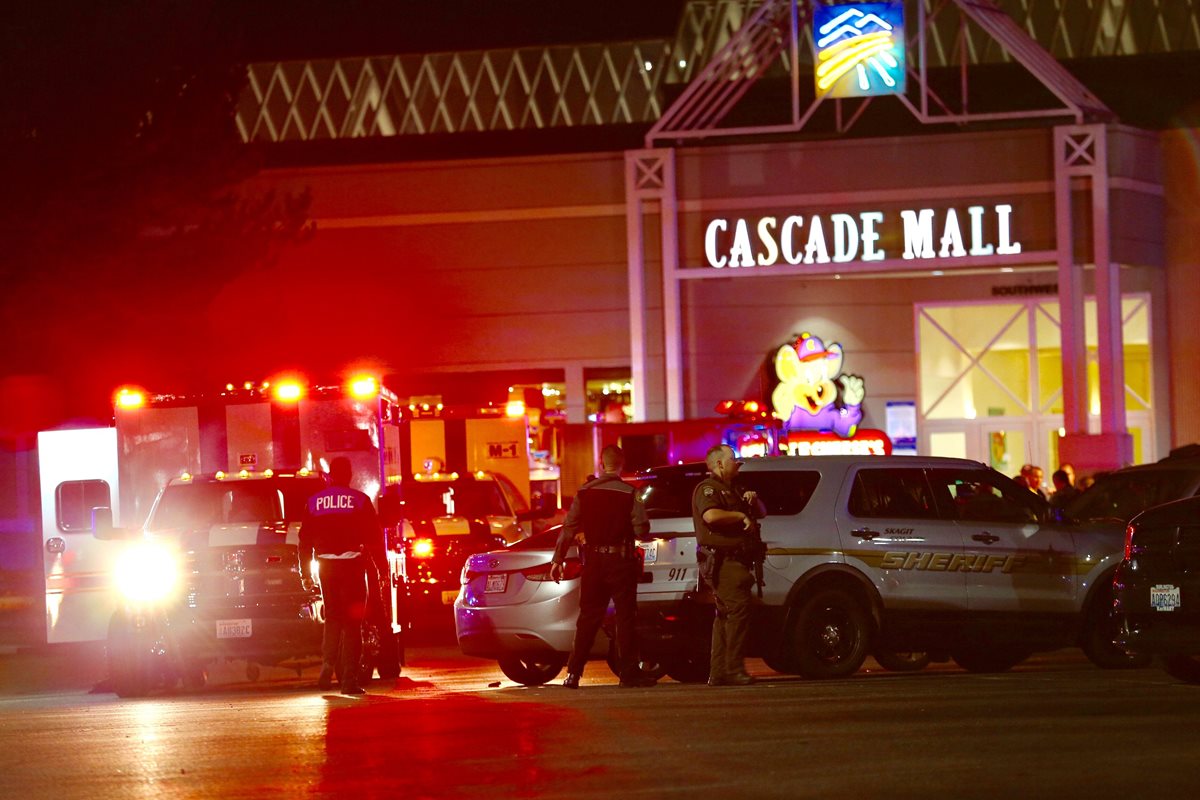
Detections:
147,478,324,532
1066,469,1197,524
401,480,511,519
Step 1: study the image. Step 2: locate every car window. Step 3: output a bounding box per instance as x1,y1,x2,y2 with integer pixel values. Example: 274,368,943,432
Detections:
635,469,707,518
402,479,511,519
740,471,820,515
149,483,286,531
509,529,560,551
848,469,937,520
927,469,1038,524
1067,469,1199,523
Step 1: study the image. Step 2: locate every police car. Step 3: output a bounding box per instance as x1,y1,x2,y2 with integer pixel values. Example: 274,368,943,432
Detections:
633,455,1143,679
104,471,399,697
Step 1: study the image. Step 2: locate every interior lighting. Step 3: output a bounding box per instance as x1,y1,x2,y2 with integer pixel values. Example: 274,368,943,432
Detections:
348,375,379,400
114,387,146,410
412,539,435,559
644,61,653,71
505,400,526,418
180,472,192,481
678,59,687,68
239,469,250,478
215,471,226,480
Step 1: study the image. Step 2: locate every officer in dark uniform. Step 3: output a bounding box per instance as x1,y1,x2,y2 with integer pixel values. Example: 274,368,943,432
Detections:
549,445,656,688
693,444,765,686
299,456,382,695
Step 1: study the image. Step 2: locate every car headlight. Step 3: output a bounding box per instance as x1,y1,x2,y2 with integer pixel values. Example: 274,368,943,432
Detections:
114,541,181,604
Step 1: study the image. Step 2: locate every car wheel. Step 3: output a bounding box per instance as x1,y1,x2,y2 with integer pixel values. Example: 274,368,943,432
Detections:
872,648,931,672
665,651,710,684
181,661,207,691
950,645,1031,673
497,654,567,686
107,610,159,698
1162,654,1200,683
359,620,402,682
790,589,871,679
1081,588,1152,669
605,641,668,681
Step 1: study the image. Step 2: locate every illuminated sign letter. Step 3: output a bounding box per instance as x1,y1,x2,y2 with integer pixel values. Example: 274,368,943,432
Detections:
804,216,831,264
967,205,994,256
757,216,780,266
781,215,805,265
938,208,967,258
706,218,728,268
860,211,884,261
995,204,1022,255
831,213,860,263
730,218,755,267
901,208,935,259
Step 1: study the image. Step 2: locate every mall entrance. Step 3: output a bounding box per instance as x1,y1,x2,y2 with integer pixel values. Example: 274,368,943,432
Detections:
918,294,1155,478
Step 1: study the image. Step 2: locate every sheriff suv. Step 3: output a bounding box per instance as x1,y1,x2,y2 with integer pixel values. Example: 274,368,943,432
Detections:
634,455,1141,679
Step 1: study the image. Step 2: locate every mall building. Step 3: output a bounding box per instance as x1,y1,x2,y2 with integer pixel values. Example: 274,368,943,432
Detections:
235,0,1200,476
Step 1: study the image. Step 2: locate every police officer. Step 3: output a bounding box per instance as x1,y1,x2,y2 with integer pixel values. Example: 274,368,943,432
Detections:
549,445,656,688
300,456,382,695
693,444,765,687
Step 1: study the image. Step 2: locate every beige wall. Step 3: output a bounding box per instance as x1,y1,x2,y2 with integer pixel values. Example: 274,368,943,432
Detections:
1163,128,1200,448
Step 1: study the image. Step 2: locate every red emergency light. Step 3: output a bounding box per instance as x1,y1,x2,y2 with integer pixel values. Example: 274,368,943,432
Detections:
348,374,379,400
114,386,146,410
715,398,769,419
272,379,306,403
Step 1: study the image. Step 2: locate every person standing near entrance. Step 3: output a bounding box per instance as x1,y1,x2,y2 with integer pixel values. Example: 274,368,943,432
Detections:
300,456,381,695
693,444,766,686
549,445,656,688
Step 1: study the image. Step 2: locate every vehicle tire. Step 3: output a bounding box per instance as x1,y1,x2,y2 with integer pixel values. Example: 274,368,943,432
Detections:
950,645,1031,673
1081,589,1152,669
790,589,871,679
605,641,668,681
497,654,568,686
107,610,158,698
359,620,402,682
665,651,710,684
1162,654,1200,683
181,661,207,691
872,648,931,672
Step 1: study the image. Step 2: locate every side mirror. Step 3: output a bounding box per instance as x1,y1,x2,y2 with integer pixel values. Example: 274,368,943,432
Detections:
91,507,131,540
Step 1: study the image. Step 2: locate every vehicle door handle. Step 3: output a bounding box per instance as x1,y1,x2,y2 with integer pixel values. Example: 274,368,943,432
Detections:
972,533,1000,545
851,528,880,540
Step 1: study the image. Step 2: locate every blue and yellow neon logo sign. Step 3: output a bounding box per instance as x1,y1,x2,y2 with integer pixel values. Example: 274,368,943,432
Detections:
814,2,906,99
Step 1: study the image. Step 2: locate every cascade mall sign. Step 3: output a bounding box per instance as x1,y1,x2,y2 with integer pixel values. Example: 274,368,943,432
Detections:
703,203,1022,269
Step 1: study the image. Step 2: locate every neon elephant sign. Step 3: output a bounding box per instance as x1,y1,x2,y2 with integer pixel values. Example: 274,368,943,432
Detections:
771,332,865,438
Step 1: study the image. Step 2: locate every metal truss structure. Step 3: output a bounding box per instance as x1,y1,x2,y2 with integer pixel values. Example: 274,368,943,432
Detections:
647,0,1116,145
236,0,1200,144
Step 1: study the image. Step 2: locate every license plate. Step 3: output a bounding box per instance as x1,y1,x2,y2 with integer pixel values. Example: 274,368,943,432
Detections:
441,590,460,605
640,540,658,565
1151,584,1182,612
217,618,252,639
485,573,508,593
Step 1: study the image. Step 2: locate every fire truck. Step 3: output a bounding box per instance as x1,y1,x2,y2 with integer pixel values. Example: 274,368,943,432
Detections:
39,376,408,695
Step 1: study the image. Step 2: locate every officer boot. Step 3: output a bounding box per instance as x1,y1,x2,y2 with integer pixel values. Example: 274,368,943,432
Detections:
562,672,581,689
317,664,335,691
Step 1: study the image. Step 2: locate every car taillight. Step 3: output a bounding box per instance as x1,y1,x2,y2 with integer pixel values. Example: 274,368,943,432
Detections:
1124,523,1136,561
411,538,435,558
523,559,582,582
